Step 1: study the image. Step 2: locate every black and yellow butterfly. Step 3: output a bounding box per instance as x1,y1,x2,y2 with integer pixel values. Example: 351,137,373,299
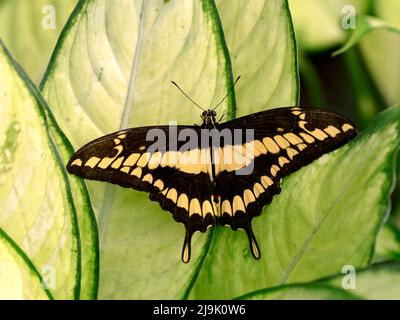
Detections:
67,106,357,263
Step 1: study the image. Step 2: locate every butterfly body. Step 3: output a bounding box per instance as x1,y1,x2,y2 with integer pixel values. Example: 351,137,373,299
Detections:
67,107,357,263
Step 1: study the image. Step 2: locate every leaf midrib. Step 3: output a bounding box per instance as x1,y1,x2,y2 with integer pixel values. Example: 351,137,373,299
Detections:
97,1,147,246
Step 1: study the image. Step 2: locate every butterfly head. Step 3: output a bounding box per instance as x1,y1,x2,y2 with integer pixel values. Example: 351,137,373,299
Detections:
201,110,217,127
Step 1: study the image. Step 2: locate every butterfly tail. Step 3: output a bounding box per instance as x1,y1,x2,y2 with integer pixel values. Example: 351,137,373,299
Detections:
245,224,261,259
181,229,193,263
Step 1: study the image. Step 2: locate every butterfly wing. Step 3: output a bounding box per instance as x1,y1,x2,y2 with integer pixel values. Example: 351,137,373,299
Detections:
214,107,358,258
67,125,216,262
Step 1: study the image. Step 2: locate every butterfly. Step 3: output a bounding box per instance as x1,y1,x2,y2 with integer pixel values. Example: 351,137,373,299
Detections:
67,103,357,263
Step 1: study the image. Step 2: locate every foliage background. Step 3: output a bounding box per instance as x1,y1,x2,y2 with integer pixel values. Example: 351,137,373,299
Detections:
0,0,399,300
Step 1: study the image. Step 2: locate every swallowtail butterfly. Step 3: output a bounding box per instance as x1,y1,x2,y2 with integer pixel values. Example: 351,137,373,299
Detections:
67,106,357,263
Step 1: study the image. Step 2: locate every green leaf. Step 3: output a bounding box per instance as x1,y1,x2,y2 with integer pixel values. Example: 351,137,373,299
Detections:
373,223,400,263
215,0,299,112
0,228,53,300
44,108,99,299
41,0,298,299
190,105,400,299
0,0,78,83
0,41,80,299
236,283,359,300
325,262,400,299
288,0,369,51
333,0,400,107
333,16,400,57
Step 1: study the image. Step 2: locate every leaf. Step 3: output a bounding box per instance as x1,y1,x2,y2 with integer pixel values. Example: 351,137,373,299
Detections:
0,41,80,299
0,228,53,300
333,0,400,107
0,0,78,83
44,108,99,299
288,0,369,51
373,223,400,263
215,0,299,112
190,105,400,299
333,16,400,57
41,0,298,299
325,262,400,299
236,283,359,300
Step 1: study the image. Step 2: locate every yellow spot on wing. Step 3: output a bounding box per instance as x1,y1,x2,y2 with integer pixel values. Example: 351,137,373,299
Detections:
71,159,83,167
154,179,164,191
284,133,302,145
148,151,163,170
278,156,290,167
177,193,189,210
342,123,354,132
143,174,153,184
324,125,341,137
244,189,256,207
120,167,130,174
202,200,213,216
222,200,232,216
118,134,127,139
124,153,140,166
85,157,101,168
233,195,245,214
131,167,142,178
262,137,280,154
287,147,299,160
253,183,264,198
137,152,151,167
270,165,280,177
189,198,202,216
299,132,315,144
98,145,124,169
274,135,290,149
299,121,328,141
166,188,178,203
161,151,179,167
253,140,268,154
111,156,124,169
297,143,308,151
261,176,273,188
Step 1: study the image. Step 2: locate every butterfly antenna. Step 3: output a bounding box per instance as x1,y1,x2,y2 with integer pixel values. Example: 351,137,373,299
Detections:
171,81,206,111
212,75,241,111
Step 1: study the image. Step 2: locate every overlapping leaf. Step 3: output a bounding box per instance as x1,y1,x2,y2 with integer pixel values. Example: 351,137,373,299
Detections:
0,41,80,299
0,228,52,300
